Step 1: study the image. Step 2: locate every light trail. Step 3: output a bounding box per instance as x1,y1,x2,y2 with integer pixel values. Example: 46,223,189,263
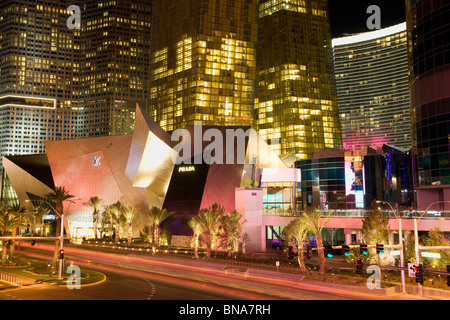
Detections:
17,241,387,300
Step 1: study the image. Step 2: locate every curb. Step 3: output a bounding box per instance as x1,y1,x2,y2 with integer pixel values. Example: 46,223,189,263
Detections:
58,272,107,288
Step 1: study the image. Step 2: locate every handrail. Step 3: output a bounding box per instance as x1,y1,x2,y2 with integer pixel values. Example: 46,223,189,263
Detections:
0,271,23,287
262,208,450,219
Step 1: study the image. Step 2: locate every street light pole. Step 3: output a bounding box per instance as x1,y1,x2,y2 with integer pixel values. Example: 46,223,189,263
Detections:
413,200,450,296
376,200,405,294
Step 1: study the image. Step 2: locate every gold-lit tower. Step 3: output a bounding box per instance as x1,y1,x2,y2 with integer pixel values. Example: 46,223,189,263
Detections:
149,0,259,132
254,0,341,160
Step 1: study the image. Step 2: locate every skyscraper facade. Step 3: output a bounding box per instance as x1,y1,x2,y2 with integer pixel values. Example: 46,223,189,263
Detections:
0,0,79,169
79,0,152,137
333,23,411,152
0,0,154,184
254,0,341,160
406,0,450,210
148,0,259,132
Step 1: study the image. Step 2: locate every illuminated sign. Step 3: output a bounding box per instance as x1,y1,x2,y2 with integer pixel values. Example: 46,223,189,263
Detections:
178,166,195,173
0,95,56,109
421,252,441,259
355,186,364,209
345,161,356,196
93,156,101,166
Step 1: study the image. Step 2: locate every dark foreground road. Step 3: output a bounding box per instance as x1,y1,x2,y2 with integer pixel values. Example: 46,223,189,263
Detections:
0,242,414,301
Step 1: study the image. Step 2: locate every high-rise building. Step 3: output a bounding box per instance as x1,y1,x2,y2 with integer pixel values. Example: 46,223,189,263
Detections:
148,0,259,132
406,0,450,210
79,0,152,137
254,0,341,160
0,1,79,170
332,23,411,153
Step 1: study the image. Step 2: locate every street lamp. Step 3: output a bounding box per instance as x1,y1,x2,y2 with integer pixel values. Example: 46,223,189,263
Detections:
413,200,450,296
25,198,79,280
376,200,406,294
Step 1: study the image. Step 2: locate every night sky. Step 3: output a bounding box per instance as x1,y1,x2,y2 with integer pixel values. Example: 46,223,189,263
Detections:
328,0,406,38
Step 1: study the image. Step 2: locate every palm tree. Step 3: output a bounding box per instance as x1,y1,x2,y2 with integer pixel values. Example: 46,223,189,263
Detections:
45,186,74,262
25,205,51,236
106,202,124,244
188,216,204,259
0,205,25,264
219,210,245,257
283,217,309,273
147,207,174,250
302,207,330,275
45,186,75,237
122,204,141,246
6,204,25,256
198,203,225,260
83,196,104,239
97,205,114,239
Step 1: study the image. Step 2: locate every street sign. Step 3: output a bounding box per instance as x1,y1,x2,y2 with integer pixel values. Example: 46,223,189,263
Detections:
390,250,401,256
408,263,417,278
421,252,441,259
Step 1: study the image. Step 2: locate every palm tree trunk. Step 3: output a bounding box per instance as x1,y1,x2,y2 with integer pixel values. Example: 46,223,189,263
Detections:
194,235,199,260
55,203,63,237
213,235,218,258
10,241,15,257
114,221,120,244
1,242,7,264
316,233,325,275
156,227,160,248
93,210,98,240
297,244,307,273
205,231,211,260
127,224,132,246
151,224,156,250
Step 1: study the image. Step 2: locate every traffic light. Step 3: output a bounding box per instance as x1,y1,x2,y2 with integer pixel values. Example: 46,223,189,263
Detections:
415,264,424,284
288,246,294,259
356,259,363,275
31,240,36,246
341,245,350,257
59,249,64,260
305,245,312,260
360,244,368,255
447,265,450,287
376,244,384,254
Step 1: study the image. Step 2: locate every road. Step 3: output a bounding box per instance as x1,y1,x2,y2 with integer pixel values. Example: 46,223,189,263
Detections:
0,242,400,301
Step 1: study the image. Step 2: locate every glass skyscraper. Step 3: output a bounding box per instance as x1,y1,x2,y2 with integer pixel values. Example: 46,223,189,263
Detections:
0,0,154,184
254,0,341,160
406,0,450,210
332,23,411,152
79,0,152,137
0,1,79,170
